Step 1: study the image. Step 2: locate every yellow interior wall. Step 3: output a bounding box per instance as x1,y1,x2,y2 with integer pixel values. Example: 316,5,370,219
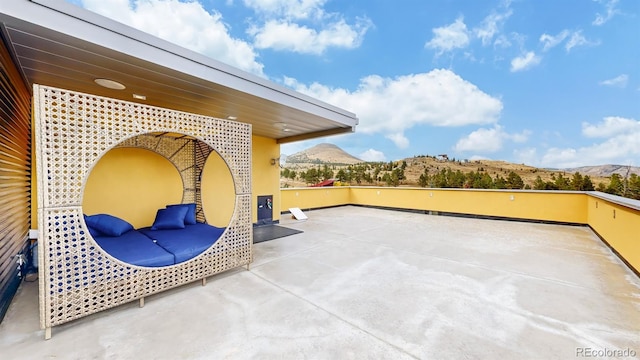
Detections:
83,147,183,228
201,151,235,227
252,135,280,223
587,196,640,273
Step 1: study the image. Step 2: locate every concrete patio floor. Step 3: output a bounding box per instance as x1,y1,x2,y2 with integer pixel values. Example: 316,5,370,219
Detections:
1,206,639,359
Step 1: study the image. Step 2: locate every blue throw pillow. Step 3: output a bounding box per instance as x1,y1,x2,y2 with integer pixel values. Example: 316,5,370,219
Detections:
151,206,188,230
167,203,197,225
84,215,105,237
85,214,134,237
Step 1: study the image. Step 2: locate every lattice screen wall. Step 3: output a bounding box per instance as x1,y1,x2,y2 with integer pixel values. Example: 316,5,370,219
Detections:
34,85,252,336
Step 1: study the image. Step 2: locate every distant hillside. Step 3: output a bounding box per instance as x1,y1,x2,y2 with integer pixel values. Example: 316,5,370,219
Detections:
565,165,640,178
400,156,610,187
281,147,615,189
285,143,362,165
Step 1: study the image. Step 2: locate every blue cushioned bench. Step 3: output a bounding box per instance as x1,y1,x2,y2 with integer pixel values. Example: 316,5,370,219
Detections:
86,204,225,267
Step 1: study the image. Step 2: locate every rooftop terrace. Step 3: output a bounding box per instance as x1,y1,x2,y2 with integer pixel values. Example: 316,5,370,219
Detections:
1,205,639,359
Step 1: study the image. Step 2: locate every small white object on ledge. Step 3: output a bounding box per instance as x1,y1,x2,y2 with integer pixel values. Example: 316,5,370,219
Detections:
289,207,308,220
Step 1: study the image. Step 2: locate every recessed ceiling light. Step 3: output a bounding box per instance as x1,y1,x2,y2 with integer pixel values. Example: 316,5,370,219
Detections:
132,94,146,100
94,78,126,90
227,116,238,120
274,122,287,128
283,128,292,132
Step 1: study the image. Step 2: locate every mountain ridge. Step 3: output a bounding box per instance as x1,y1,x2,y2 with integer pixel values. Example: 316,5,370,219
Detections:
284,143,634,178
564,165,640,178
285,143,363,165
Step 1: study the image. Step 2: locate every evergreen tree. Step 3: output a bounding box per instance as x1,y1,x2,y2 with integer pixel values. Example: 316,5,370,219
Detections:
533,176,546,190
570,172,584,190
363,172,373,184
382,173,392,186
581,175,595,191
321,164,334,181
627,174,640,200
554,173,571,190
390,170,400,186
494,175,507,189
418,173,428,188
450,169,465,188
606,174,624,195
505,171,524,189
305,168,319,184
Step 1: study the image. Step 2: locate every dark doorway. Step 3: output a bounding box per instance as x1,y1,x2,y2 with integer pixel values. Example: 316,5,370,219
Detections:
256,195,273,225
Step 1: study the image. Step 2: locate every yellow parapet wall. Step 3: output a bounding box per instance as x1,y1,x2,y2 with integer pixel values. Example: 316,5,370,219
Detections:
281,187,351,211
281,187,639,274
587,193,640,273
284,187,587,224
350,187,588,224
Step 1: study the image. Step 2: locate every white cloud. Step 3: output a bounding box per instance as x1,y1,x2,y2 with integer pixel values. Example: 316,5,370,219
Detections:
513,147,538,166
469,155,491,161
284,69,503,149
454,125,530,153
493,35,511,48
80,0,265,76
598,74,629,88
425,17,470,55
249,17,371,54
593,0,620,26
385,133,410,149
582,116,640,138
510,51,541,72
539,29,598,53
540,116,640,168
359,149,386,162
455,127,503,153
427,3,512,53
539,30,570,51
474,6,513,46
244,0,371,54
242,0,327,20
565,31,599,52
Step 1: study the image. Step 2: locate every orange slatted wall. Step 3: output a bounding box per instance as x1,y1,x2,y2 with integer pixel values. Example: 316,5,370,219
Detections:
0,34,31,322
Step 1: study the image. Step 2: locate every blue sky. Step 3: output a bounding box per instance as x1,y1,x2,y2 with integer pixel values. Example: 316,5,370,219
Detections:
67,0,639,168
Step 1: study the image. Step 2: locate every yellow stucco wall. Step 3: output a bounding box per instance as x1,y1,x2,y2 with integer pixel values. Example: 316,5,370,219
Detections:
587,195,640,272
251,135,281,223
83,147,184,228
350,187,587,224
281,187,351,210
283,187,587,223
